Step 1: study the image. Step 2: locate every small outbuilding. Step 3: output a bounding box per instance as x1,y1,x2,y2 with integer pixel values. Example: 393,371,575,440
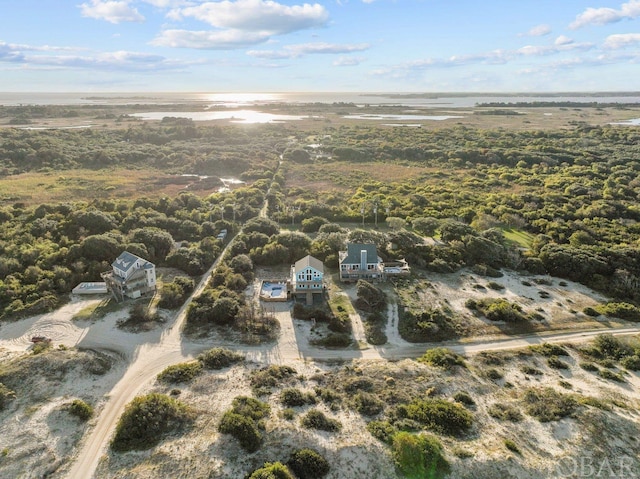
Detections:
72,282,108,295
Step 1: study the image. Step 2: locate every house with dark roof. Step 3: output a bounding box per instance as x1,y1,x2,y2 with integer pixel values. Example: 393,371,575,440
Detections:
102,251,157,302
290,255,325,305
338,243,383,282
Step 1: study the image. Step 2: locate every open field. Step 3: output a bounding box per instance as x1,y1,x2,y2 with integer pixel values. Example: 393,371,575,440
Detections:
0,169,232,206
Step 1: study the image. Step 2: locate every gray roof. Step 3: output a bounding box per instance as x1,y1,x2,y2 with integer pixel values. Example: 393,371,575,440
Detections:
294,255,324,273
340,243,378,265
112,251,152,274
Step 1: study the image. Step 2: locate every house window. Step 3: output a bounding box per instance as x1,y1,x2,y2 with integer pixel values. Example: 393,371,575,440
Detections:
307,273,312,280
368,264,375,270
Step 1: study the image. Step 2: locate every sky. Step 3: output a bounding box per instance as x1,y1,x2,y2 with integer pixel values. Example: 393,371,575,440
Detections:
1,0,640,92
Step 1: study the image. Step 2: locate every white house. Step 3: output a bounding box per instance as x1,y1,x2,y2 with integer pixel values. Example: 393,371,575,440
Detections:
339,243,383,282
290,255,324,305
102,251,156,302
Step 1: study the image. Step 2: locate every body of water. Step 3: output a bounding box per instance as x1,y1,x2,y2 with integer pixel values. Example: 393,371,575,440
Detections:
130,110,312,123
2,92,640,108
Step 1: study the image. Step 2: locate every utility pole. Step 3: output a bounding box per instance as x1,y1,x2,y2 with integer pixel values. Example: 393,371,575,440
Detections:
361,203,366,227
374,203,378,227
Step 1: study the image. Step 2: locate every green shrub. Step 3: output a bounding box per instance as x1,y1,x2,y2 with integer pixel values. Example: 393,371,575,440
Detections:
287,448,330,479
230,396,270,421
485,368,503,380
328,311,351,334
68,399,93,421
521,365,543,376
32,341,52,355
364,311,387,345
530,343,569,357
400,308,459,342
281,408,296,420
198,347,244,369
598,369,625,382
158,276,195,309
547,356,569,369
248,462,295,479
0,383,16,410
157,362,203,384
218,411,263,452
300,409,342,432
487,281,505,290
314,387,342,405
367,420,398,444
418,348,466,369
111,393,194,452
391,432,450,479
356,280,387,312
592,334,634,360
488,403,523,422
594,302,640,321
343,377,375,393
301,216,329,233
579,362,599,372
453,392,475,407
396,399,473,436
576,396,612,411
311,333,352,348
583,307,600,317
475,351,505,365
504,439,521,454
352,391,385,417
250,365,297,393
281,388,316,407
473,298,527,322
522,388,577,422
621,355,640,371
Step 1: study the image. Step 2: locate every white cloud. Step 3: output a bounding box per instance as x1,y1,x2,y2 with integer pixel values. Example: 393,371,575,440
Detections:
0,40,193,72
333,56,365,66
174,0,328,34
521,24,551,37
372,40,596,79
156,0,329,49
555,35,573,46
139,0,188,7
248,42,370,59
570,0,640,29
151,29,271,49
604,33,640,48
79,0,145,23
28,50,193,71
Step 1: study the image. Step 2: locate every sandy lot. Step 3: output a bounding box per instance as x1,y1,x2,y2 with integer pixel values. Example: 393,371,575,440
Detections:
0,267,639,478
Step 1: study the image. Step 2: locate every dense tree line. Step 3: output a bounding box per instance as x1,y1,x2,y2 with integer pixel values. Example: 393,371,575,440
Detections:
272,124,640,301
0,187,264,319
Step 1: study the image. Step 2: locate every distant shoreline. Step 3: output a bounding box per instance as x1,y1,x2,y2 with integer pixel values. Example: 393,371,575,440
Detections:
2,91,640,108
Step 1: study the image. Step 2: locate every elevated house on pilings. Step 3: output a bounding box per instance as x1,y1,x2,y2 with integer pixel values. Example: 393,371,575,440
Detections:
102,251,157,302
338,243,383,283
290,255,325,305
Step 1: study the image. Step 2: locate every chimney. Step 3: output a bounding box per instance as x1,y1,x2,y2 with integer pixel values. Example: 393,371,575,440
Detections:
360,249,367,271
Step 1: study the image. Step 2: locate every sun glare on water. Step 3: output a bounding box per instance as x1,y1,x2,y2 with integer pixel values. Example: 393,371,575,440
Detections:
203,93,282,106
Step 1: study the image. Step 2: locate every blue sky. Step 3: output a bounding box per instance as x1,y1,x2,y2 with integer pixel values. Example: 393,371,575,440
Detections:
1,0,640,92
